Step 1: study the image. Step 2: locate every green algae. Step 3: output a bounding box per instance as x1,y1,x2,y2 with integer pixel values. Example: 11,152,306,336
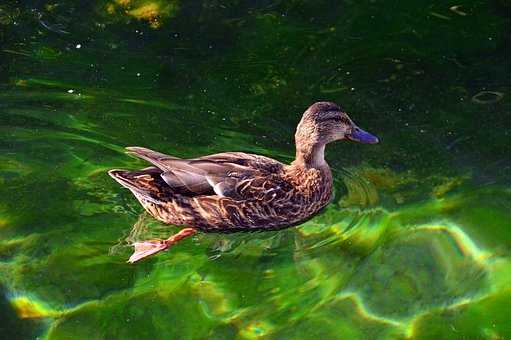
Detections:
103,0,179,28
0,0,511,338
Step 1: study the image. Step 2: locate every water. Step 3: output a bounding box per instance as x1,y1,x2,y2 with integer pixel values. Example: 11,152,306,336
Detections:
1,1,510,339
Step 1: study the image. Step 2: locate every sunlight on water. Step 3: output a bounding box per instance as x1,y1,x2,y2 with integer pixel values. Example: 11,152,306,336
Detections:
1,0,510,338
2,163,509,338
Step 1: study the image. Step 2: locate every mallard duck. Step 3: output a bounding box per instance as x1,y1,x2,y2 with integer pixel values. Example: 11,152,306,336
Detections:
109,102,378,263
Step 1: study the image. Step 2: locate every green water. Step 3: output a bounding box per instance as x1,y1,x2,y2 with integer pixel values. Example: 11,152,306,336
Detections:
1,0,511,339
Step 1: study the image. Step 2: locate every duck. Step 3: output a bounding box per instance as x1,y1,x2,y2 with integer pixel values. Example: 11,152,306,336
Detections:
109,102,379,263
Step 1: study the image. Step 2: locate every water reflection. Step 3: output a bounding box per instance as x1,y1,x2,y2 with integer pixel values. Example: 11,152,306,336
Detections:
1,0,510,338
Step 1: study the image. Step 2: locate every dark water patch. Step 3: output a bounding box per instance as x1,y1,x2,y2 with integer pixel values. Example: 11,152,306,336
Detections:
0,0,510,338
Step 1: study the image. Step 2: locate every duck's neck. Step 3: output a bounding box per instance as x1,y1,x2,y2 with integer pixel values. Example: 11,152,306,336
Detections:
293,142,327,169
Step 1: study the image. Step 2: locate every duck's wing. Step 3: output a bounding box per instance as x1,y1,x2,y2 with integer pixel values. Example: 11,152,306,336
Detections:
125,147,285,199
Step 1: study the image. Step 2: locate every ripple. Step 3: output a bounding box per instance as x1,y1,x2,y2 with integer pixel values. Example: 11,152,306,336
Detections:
471,91,505,104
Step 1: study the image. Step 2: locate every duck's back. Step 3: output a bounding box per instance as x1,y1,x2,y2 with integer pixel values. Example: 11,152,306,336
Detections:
109,147,333,232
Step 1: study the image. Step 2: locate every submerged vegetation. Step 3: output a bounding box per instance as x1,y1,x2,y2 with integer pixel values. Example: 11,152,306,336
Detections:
104,0,179,28
0,0,510,338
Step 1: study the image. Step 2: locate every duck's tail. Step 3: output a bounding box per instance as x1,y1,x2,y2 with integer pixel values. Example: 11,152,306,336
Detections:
108,168,169,205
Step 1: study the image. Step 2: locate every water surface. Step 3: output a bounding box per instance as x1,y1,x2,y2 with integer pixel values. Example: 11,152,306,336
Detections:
1,1,511,339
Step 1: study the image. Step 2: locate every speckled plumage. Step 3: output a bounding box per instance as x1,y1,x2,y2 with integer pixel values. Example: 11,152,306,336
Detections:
109,102,378,262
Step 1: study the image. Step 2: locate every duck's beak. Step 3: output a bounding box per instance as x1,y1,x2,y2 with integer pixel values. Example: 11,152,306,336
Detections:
346,126,379,144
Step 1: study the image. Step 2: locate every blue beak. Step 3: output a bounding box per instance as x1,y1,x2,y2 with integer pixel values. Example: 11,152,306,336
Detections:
347,126,379,144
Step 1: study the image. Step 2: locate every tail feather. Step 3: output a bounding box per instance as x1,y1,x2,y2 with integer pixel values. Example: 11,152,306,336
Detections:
108,168,167,204
125,146,180,170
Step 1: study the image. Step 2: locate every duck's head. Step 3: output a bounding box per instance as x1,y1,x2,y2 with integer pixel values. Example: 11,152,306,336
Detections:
294,102,378,165
296,101,379,145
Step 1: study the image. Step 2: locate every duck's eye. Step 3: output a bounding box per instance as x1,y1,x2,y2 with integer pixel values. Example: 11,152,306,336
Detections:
331,116,349,124
319,112,349,124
